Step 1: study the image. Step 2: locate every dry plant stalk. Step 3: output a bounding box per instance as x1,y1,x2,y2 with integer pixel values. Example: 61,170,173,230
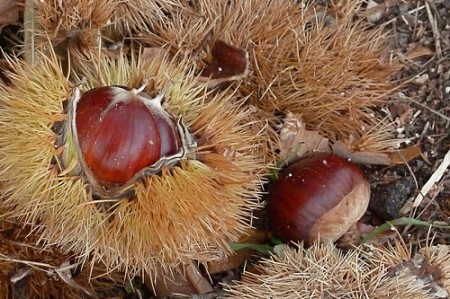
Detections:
224,240,450,298
0,50,265,281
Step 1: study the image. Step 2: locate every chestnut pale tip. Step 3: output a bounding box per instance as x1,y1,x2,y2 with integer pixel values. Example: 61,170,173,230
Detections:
62,84,194,197
267,154,371,245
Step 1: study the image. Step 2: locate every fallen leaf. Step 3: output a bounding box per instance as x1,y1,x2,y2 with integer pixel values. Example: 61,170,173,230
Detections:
386,143,422,164
0,0,21,25
405,45,435,60
332,141,390,165
207,229,269,274
151,269,198,297
278,112,330,164
278,113,420,167
360,0,401,23
332,141,421,165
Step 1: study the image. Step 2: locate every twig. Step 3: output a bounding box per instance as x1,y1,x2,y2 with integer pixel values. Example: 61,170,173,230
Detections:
23,0,36,65
425,1,442,59
405,98,450,122
380,4,426,27
413,148,450,208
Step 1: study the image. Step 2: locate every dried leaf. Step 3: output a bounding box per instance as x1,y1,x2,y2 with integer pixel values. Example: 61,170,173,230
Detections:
405,45,434,60
185,261,213,295
359,0,401,22
207,229,269,274
332,141,421,165
278,113,419,166
0,0,21,25
207,249,254,275
152,272,197,297
332,141,391,165
278,112,330,163
386,143,422,164
152,261,214,297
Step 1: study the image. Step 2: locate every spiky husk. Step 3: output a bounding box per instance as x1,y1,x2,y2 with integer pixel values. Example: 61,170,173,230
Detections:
145,0,309,55
365,240,450,298
0,215,124,299
35,0,114,32
111,0,183,33
0,51,265,280
34,0,114,58
249,1,402,153
224,241,450,298
33,0,182,70
140,0,402,158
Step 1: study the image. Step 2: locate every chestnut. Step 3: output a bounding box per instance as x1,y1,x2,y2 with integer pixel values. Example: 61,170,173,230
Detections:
267,154,370,244
64,85,191,193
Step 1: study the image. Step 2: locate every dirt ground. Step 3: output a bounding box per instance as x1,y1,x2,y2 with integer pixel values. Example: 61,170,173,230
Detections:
367,0,450,232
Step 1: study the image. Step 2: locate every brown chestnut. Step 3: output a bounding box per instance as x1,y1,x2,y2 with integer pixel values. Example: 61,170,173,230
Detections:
64,85,192,192
201,40,248,79
267,154,370,244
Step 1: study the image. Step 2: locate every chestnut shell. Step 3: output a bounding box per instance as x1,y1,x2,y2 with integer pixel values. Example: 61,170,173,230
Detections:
74,86,181,185
267,154,370,244
201,40,248,79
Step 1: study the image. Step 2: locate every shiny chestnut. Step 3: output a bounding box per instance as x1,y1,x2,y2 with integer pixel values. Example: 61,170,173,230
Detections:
267,154,370,244
63,85,192,195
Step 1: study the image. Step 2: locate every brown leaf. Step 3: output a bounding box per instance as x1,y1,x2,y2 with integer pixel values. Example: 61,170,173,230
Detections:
278,113,420,166
278,112,330,163
207,229,269,274
207,249,254,275
386,143,422,164
332,141,421,165
332,141,391,165
0,0,21,25
151,261,213,296
405,45,435,60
